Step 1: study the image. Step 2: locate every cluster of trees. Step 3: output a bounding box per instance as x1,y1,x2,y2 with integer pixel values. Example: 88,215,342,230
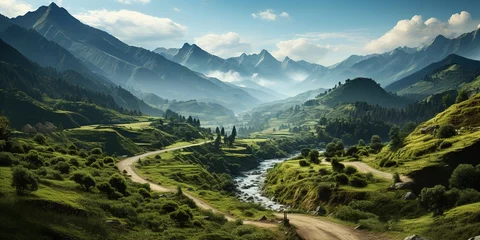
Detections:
320,118,391,145
214,126,237,149
420,163,480,216
236,126,257,137
289,125,311,133
164,110,201,128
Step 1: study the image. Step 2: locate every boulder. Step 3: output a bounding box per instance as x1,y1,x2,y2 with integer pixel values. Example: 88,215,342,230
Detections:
105,219,121,225
404,234,429,240
468,236,480,240
402,192,417,200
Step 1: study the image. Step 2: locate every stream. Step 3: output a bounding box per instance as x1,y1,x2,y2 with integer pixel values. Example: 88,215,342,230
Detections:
233,156,292,211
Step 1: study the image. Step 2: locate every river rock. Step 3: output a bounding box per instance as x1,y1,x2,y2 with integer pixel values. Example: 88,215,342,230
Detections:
402,192,417,200
404,235,429,240
468,236,480,240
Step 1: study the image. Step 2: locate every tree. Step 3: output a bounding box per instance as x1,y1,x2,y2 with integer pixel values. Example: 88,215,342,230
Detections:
11,166,38,195
220,127,225,136
319,117,328,125
420,185,447,215
325,142,336,158
170,206,193,226
331,159,345,172
215,127,220,135
370,135,383,153
214,134,222,150
449,164,480,190
109,174,127,194
389,126,402,150
456,89,468,103
309,150,320,164
357,139,366,147
0,115,11,143
229,126,237,146
442,94,451,108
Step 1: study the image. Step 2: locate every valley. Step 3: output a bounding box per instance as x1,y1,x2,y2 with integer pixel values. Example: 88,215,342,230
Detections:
1,2,480,240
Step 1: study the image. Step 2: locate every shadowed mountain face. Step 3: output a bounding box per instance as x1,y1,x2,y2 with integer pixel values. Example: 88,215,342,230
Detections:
11,3,259,112
386,54,480,97
296,31,480,92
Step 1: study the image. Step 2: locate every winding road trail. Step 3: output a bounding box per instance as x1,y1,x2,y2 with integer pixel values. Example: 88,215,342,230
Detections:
117,142,390,240
343,161,412,182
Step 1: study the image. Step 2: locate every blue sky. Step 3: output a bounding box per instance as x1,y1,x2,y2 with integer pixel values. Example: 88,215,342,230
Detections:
2,0,480,65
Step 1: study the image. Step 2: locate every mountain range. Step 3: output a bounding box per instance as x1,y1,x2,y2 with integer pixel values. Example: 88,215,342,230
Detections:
10,3,259,112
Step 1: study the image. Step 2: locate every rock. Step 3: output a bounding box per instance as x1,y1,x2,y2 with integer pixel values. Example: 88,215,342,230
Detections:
468,236,480,240
420,125,439,134
313,206,327,216
404,234,429,240
354,225,364,230
402,192,417,200
105,219,121,225
389,181,414,190
203,216,210,220
259,216,268,221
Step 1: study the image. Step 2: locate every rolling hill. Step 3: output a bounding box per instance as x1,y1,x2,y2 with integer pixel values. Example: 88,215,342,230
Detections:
386,54,480,97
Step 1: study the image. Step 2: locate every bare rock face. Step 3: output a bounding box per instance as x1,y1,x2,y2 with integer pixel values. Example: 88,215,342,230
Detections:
402,192,417,200
389,181,414,190
404,234,429,240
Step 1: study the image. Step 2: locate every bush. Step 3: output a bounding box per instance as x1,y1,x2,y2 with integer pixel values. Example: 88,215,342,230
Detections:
11,166,39,195
308,150,320,164
301,148,311,157
350,175,367,188
334,206,377,223
50,156,66,165
69,158,80,167
103,157,115,164
138,188,151,198
335,173,349,185
68,144,77,150
344,166,357,175
393,172,401,183
299,160,310,167
86,156,97,166
33,133,46,145
98,182,114,195
449,164,480,190
0,152,14,166
71,172,96,191
384,160,397,168
318,168,330,175
420,185,447,215
331,159,345,172
109,174,127,194
162,200,179,213
437,124,456,138
456,188,480,206
25,150,43,166
90,148,103,155
439,141,453,149
90,162,102,169
346,146,358,156
170,206,193,226
55,161,70,174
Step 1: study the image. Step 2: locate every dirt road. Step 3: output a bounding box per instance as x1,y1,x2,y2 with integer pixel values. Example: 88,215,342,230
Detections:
117,143,389,239
343,161,412,182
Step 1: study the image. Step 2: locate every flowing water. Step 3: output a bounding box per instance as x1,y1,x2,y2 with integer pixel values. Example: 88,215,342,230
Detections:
233,156,291,211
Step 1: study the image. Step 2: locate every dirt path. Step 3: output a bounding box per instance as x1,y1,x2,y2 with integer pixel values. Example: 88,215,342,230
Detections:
117,143,389,239
343,161,412,182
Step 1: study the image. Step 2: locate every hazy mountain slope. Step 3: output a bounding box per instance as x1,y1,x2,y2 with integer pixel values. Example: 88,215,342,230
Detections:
153,47,179,60
317,78,411,108
12,3,259,112
386,54,480,96
299,30,480,91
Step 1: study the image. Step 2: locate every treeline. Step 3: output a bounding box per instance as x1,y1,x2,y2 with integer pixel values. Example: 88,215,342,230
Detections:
164,109,201,127
318,118,391,146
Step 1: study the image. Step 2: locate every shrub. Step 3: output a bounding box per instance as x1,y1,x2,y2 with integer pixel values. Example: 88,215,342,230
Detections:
109,174,127,194
50,156,66,165
393,172,401,183
344,166,357,175
335,173,349,185
71,172,96,191
35,167,48,177
456,188,480,206
318,168,330,175
299,160,310,167
78,150,88,158
90,148,103,155
334,206,377,223
346,146,358,156
420,185,447,215
439,141,453,149
358,139,366,147
97,182,114,195
55,161,70,174
301,148,311,157
103,157,115,164
162,200,179,213
449,164,480,190
437,124,456,138
308,150,320,164
68,144,77,150
25,150,43,166
90,162,102,169
170,206,193,226
350,175,367,188
11,166,39,195
86,156,97,166
384,160,397,168
33,133,46,145
331,159,345,172
52,171,64,181
69,158,79,167
0,152,14,166
138,188,151,198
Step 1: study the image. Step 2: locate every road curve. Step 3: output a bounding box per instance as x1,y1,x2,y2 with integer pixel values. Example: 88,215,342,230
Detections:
343,161,412,182
117,142,389,239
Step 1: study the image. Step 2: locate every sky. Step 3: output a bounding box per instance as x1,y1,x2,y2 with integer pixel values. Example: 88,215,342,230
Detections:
1,0,480,66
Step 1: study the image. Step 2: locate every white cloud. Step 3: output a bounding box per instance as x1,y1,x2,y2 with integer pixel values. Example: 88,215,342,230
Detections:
206,70,242,83
117,0,150,4
173,7,180,12
194,32,251,58
272,38,333,64
75,9,187,49
365,11,478,53
0,0,33,18
251,9,289,21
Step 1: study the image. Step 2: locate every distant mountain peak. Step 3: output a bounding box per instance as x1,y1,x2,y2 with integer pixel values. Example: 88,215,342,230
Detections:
181,42,192,48
48,2,60,9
